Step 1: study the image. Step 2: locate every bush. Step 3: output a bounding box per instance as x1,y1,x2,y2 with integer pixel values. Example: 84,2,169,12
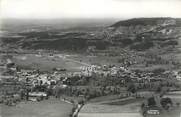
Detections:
161,40,178,47
0,97,3,104
70,99,75,104
120,39,133,46
127,83,136,94
176,102,180,107
72,106,77,113
78,99,85,105
130,41,154,51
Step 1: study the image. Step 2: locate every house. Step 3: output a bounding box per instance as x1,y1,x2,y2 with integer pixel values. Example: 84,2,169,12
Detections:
145,106,161,115
176,75,181,81
118,87,129,98
119,90,129,98
28,92,47,101
173,70,181,81
87,46,96,52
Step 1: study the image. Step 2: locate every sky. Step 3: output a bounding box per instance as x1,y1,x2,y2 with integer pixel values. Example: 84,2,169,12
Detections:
0,0,181,19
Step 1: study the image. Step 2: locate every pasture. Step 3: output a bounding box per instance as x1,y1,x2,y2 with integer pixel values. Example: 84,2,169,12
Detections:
1,98,73,117
12,54,88,72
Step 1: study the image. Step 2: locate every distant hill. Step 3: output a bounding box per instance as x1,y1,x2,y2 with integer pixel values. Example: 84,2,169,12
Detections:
111,17,181,27
1,18,181,52
104,18,181,51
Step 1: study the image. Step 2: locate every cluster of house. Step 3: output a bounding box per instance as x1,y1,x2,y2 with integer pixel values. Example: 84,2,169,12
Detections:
81,64,166,82
80,65,128,77
2,57,179,90
1,55,181,104
14,65,124,86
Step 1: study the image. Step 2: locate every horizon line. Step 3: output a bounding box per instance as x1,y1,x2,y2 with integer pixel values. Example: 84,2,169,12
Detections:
1,16,181,20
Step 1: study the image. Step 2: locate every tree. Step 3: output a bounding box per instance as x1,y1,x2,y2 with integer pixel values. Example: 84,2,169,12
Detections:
176,102,180,107
152,68,165,76
161,97,173,110
156,86,162,93
148,97,156,107
141,103,145,109
19,89,25,100
127,83,136,94
26,89,29,101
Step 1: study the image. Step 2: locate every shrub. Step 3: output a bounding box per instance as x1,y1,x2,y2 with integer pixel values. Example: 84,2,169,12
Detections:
176,102,180,107
130,41,154,51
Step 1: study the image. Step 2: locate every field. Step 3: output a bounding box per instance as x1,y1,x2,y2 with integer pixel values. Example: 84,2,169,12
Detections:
68,55,121,66
12,54,89,72
78,113,142,117
80,97,142,113
79,91,181,117
1,98,73,117
10,50,178,73
79,96,142,117
11,53,131,71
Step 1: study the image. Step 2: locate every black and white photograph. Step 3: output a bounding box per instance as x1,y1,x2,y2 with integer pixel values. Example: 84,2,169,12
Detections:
0,0,181,117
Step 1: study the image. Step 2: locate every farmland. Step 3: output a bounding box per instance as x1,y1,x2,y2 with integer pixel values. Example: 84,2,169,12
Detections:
1,98,73,117
12,53,89,72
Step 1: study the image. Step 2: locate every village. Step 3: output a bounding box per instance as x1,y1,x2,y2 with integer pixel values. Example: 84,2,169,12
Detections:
0,50,181,117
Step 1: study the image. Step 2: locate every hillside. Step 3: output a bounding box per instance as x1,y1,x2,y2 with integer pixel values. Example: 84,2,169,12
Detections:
111,17,181,27
1,18,181,52
105,18,181,51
